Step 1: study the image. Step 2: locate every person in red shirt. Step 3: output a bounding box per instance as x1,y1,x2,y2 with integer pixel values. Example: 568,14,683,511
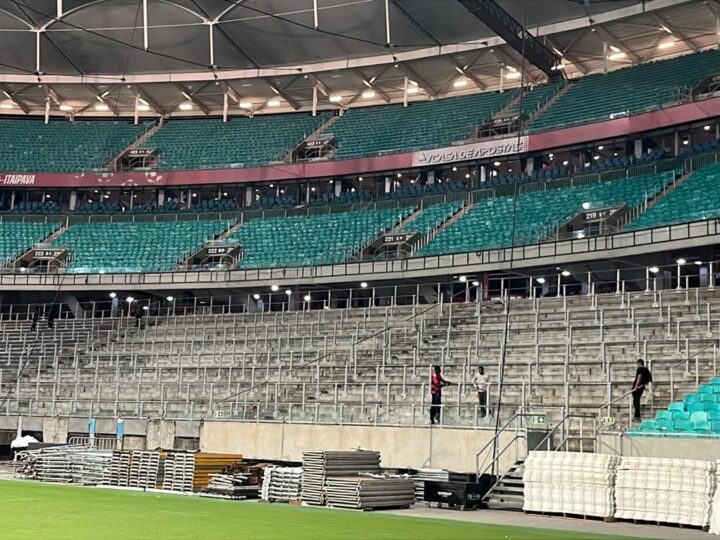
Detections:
430,365,452,425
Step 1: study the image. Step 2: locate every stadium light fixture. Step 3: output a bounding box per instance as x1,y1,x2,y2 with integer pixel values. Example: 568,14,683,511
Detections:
504,71,521,80
695,260,703,266
576,231,586,239
658,40,675,50
271,285,279,292
95,103,110,111
0,101,15,109
548,153,554,159
582,202,591,210
361,90,376,99
704,125,712,131
472,281,479,287
166,296,174,302
303,295,311,302
607,52,626,61
126,296,135,303
676,258,686,265
252,294,260,300
267,99,280,107
406,86,419,95
452,166,457,171
452,78,469,88
358,177,364,181
561,270,571,277
239,101,253,109
59,104,73,112
562,160,569,166
109,292,117,299
137,104,150,112
397,173,402,178
285,289,292,296
593,155,600,160
360,282,368,288
649,266,660,274
459,275,467,283
142,306,149,311
609,45,622,53
598,145,604,150
329,95,342,103
536,277,546,284
683,139,690,145
465,173,470,179
493,161,501,167
178,102,193,111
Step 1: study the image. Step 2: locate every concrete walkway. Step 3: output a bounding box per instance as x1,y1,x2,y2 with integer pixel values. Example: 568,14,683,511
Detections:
386,507,710,540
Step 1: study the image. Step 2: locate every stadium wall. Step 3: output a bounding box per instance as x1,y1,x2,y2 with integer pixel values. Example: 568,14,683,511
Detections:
199,421,523,473
598,433,720,462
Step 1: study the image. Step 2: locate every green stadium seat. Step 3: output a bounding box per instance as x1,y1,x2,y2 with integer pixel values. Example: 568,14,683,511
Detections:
0,221,59,266
655,410,673,420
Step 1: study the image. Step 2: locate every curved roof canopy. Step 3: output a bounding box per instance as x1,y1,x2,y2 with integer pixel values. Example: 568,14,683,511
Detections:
0,0,716,116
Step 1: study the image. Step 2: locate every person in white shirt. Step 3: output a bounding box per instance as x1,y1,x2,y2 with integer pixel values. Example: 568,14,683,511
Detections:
472,366,490,417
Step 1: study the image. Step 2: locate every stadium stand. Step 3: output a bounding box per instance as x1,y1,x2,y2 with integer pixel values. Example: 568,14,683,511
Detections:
384,180,466,199
418,172,673,256
0,119,149,172
229,207,413,268
625,163,720,230
325,91,515,159
528,49,720,133
11,200,60,214
629,376,720,437
399,201,463,235
505,81,563,117
50,219,232,273
142,114,328,170
0,221,59,266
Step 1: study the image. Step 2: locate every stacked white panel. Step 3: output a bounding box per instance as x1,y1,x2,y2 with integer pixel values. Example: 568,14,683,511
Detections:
523,451,619,517
709,461,720,534
615,457,715,527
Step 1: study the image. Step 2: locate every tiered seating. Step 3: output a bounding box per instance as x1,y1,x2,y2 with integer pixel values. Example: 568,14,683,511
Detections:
11,200,60,214
384,180,465,199
0,221,58,265
142,114,328,170
399,201,462,236
0,119,148,172
74,201,121,214
587,149,664,173
629,376,720,437
419,172,672,256
308,190,371,207
250,195,297,209
625,163,720,230
489,165,568,187
229,207,413,268
504,81,562,117
51,219,232,273
530,49,720,133
679,138,720,158
326,91,514,159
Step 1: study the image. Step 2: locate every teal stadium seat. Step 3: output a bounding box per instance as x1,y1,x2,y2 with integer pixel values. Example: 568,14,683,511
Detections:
51,219,233,273
0,221,59,265
399,201,463,236
0,119,150,172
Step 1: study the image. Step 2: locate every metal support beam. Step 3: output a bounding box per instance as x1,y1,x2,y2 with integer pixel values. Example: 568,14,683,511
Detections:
446,57,486,90
651,13,699,52
263,78,301,110
131,85,165,115
593,25,641,64
402,63,438,98
174,83,210,115
457,0,563,80
0,83,30,114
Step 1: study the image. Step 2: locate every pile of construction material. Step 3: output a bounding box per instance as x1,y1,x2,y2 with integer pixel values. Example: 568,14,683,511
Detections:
261,466,303,502
201,461,264,500
326,474,415,510
162,452,195,492
128,451,161,489
615,457,715,527
523,451,619,518
301,450,381,506
709,461,720,534
411,469,450,502
192,453,244,491
70,450,113,485
104,450,131,487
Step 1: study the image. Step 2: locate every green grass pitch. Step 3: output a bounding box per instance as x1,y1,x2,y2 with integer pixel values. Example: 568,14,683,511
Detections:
1,479,649,540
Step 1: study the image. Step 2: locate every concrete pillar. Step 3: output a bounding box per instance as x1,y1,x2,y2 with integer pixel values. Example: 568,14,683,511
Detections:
42,417,69,444
146,419,176,450
334,181,342,197
9,190,15,210
674,131,679,156
305,184,311,203
245,186,253,206
384,177,392,194
634,139,643,159
480,165,487,183
158,189,165,207
525,158,534,175
426,170,435,184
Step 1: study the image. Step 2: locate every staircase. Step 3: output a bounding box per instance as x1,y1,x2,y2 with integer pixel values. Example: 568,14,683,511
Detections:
483,458,525,510
525,81,571,126
104,119,162,171
412,201,472,255
282,114,340,162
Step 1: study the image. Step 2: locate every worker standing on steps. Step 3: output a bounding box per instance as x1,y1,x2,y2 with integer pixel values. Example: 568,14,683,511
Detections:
632,358,653,421
430,365,452,425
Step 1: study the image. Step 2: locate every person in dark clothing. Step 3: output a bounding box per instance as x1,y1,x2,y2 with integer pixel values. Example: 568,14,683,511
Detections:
430,365,452,425
46,307,55,330
632,359,653,420
30,306,40,332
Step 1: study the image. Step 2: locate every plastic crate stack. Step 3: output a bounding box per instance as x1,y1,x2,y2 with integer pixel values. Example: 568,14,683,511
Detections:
261,466,303,502
523,451,619,518
162,452,195,492
615,457,715,527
